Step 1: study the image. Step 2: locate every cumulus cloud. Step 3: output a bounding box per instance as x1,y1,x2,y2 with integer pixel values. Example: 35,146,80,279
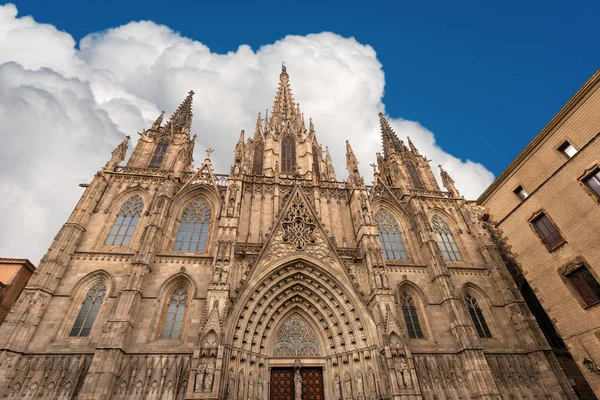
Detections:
0,3,494,263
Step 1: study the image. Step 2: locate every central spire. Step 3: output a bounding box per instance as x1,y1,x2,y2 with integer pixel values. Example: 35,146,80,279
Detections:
270,63,297,128
165,90,194,135
379,112,407,158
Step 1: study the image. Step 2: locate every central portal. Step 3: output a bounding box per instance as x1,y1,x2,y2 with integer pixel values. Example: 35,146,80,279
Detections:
270,368,324,400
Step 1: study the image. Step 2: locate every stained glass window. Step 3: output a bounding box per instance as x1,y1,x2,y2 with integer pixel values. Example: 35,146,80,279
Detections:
149,137,169,168
312,146,321,179
70,283,106,337
375,210,408,260
161,287,188,338
404,159,424,189
432,215,462,262
173,198,211,253
465,293,492,338
281,135,296,174
400,291,424,338
273,313,319,357
253,141,264,175
105,195,144,247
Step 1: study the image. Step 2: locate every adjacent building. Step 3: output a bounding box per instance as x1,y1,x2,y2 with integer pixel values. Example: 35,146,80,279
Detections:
479,69,600,397
0,66,577,399
0,258,35,324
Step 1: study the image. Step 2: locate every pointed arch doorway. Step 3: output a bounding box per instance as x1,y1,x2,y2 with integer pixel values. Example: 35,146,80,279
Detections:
269,313,325,400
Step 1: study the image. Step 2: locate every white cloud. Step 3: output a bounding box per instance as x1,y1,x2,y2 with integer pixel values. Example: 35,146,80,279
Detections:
0,3,494,263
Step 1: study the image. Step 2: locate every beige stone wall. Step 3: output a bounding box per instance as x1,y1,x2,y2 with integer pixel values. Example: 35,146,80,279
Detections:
480,70,600,395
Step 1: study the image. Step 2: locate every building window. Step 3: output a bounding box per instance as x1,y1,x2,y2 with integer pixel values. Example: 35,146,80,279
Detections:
404,159,424,189
173,198,211,253
566,265,600,307
399,291,424,338
281,135,296,174
583,168,600,198
161,287,188,338
432,215,462,262
465,293,492,339
375,210,408,260
149,137,169,168
69,283,106,337
105,195,144,247
513,185,528,201
252,141,264,175
531,212,565,251
558,141,578,158
312,146,321,179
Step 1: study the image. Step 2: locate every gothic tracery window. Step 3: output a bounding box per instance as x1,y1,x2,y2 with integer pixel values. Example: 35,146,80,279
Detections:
432,215,462,262
161,287,188,338
404,159,424,189
312,146,321,179
105,195,144,247
281,135,296,174
273,313,319,357
149,137,169,168
253,141,264,175
399,291,424,338
375,210,408,260
69,283,106,337
465,293,492,338
173,198,211,253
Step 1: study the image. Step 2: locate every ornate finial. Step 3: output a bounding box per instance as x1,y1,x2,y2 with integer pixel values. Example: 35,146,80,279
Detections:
282,61,286,73
205,148,214,160
370,163,379,175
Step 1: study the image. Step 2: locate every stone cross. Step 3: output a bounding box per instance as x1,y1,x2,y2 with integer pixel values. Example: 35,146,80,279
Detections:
205,148,214,160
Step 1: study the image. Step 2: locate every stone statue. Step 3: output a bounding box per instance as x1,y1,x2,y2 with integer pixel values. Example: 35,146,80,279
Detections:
238,372,245,400
294,368,302,400
194,361,206,391
220,264,230,284
204,361,215,391
344,371,352,398
248,373,255,400
400,358,411,388
227,197,235,217
333,372,342,400
356,371,364,399
366,366,376,396
212,265,221,284
227,371,235,399
257,374,263,400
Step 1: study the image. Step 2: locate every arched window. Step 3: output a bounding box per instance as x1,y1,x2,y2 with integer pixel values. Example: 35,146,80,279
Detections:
149,137,169,168
375,210,408,260
252,141,264,175
281,135,296,174
465,293,492,338
173,198,211,252
312,146,321,179
404,159,424,189
273,313,319,357
105,195,144,247
432,215,462,262
161,287,188,338
69,283,106,337
399,291,424,338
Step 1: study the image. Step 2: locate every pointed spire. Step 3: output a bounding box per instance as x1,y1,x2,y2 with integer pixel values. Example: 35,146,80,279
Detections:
439,164,460,197
270,64,296,128
379,112,406,158
105,135,130,170
151,111,165,131
309,118,315,136
254,112,263,138
264,109,269,127
346,140,364,187
325,146,336,181
166,90,194,135
407,137,420,155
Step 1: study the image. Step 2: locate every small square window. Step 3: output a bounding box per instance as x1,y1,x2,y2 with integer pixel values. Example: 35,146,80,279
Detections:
513,185,528,201
566,265,600,307
584,168,600,198
558,141,578,158
531,212,565,251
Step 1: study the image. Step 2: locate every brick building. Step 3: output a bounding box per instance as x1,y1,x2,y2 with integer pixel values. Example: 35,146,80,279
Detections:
479,69,600,397
0,258,35,324
0,66,577,399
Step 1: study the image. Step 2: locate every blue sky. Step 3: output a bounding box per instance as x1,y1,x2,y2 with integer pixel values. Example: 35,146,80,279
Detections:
13,0,600,175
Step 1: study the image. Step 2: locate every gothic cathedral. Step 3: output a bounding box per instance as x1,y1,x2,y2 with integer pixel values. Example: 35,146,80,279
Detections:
0,66,577,399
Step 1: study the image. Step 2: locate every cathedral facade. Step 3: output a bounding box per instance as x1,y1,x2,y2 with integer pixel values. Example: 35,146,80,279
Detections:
0,67,579,399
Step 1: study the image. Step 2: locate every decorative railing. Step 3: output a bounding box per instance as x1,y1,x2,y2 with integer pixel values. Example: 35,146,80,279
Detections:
113,166,170,177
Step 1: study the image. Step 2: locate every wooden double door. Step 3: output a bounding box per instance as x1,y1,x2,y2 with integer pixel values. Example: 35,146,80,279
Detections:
270,368,324,400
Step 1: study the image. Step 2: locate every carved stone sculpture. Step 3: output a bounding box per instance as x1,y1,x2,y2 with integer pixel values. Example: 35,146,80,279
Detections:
333,372,342,400
400,358,411,388
344,371,352,398
194,361,206,392
294,368,302,400
204,361,215,392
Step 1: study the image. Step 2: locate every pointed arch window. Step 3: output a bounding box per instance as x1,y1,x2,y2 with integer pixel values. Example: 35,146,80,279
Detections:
161,287,188,338
432,215,462,262
465,293,492,338
173,198,211,253
404,159,424,189
312,146,321,179
69,283,106,337
105,195,144,247
399,291,424,338
281,135,296,174
375,210,408,260
273,313,319,356
149,137,170,168
252,141,264,175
